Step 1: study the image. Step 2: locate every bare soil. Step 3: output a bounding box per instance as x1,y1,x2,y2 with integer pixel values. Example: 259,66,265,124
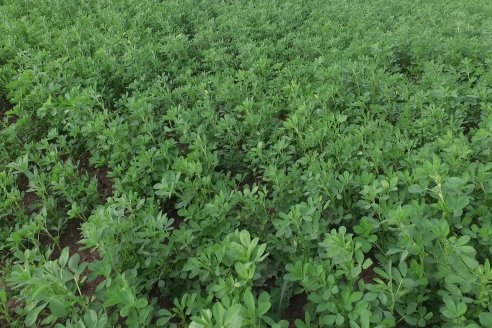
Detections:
18,173,40,214
78,152,114,200
282,292,308,327
0,94,17,125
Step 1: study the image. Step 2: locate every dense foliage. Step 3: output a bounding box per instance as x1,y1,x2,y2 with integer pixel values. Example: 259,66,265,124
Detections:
1,0,492,327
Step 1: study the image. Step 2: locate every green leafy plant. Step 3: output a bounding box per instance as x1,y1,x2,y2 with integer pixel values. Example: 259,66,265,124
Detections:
1,0,492,326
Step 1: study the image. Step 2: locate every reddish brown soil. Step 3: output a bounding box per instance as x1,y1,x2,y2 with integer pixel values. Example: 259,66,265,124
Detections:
81,275,105,300
0,96,7,120
360,250,379,284
0,94,13,120
150,285,173,310
149,285,182,326
0,95,16,124
18,174,40,214
282,292,308,327
164,131,189,156
6,146,109,321
49,218,103,299
261,277,277,293
78,152,113,200
237,170,263,192
1,285,23,325
161,197,183,230
176,142,189,155
6,297,22,317
50,219,82,258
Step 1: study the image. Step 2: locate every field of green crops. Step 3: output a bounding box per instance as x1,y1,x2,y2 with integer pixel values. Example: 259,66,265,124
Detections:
1,0,492,327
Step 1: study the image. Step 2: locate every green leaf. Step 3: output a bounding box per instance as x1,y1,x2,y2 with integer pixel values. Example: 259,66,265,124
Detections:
479,312,492,326
136,298,148,308
255,243,267,260
68,253,80,272
405,315,418,325
442,308,457,319
83,309,98,326
212,303,226,325
317,302,333,313
0,290,6,303
257,301,271,316
156,317,171,326
256,293,272,316
398,261,407,277
25,303,47,327
59,247,70,268
322,315,336,325
455,235,471,246
408,185,425,194
239,230,251,246
49,297,67,318
359,309,371,328
243,289,255,313
32,284,49,300
335,313,344,325
349,292,363,303
461,255,479,269
224,304,242,326
362,258,373,270
456,302,467,316
355,250,364,265
157,309,172,317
